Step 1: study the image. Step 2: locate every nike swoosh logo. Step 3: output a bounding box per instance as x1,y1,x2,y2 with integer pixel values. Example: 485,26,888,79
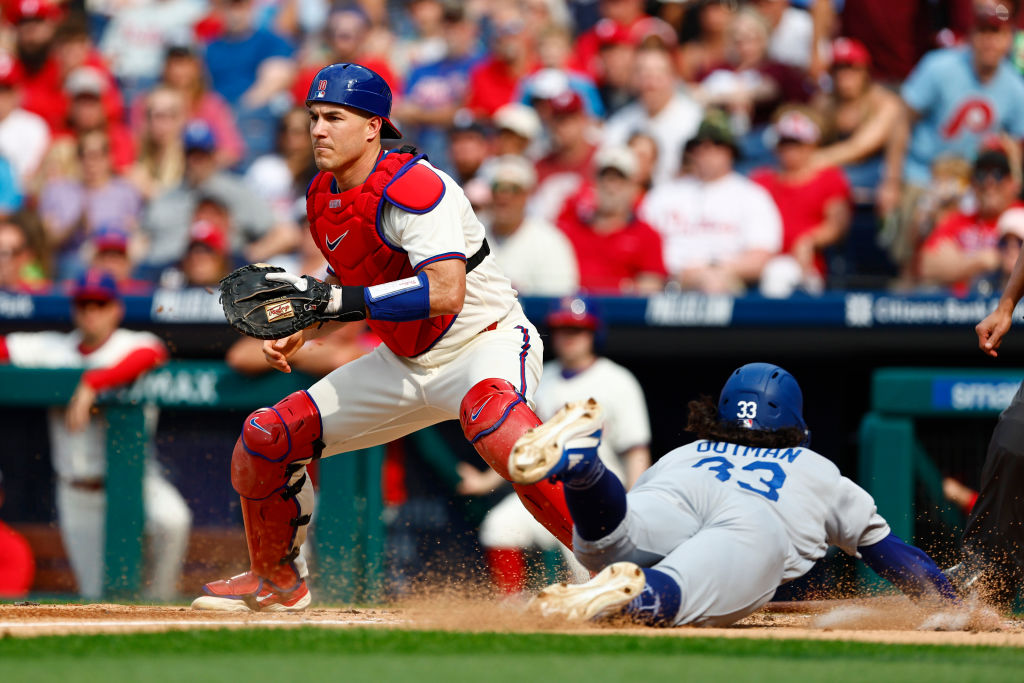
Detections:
326,230,349,251
249,417,271,435
470,396,493,421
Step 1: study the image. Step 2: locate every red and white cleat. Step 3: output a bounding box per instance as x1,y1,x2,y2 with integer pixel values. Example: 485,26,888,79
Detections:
191,571,312,612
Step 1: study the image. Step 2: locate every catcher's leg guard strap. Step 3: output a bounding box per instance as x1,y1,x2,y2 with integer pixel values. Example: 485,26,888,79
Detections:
241,470,314,589
232,390,324,500
460,378,573,548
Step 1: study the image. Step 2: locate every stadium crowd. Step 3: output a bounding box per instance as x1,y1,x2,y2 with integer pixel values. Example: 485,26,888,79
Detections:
0,0,1023,300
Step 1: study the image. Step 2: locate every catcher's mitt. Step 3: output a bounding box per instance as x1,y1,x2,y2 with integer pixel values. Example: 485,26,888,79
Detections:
219,264,334,340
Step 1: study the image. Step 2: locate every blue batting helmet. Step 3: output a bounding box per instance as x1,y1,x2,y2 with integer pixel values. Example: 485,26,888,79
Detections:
305,63,402,139
717,363,810,445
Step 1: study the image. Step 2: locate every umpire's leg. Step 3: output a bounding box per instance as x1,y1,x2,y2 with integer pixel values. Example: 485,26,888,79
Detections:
962,382,1024,600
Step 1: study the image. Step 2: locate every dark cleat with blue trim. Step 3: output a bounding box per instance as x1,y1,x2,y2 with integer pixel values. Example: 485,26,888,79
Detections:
508,398,603,485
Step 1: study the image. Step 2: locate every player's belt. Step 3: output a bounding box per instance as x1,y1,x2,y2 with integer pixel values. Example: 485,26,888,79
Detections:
466,239,490,273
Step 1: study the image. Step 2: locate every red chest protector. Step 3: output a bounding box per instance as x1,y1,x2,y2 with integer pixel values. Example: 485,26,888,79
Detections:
306,150,454,357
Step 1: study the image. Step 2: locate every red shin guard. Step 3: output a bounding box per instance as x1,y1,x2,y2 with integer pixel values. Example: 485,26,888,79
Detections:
231,391,322,587
486,548,526,594
460,379,574,548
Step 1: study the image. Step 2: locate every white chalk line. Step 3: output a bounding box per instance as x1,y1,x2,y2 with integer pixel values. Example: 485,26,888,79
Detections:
0,618,399,630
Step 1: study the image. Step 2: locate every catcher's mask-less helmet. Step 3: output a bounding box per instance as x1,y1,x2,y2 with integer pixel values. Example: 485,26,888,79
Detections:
305,63,402,139
717,363,810,446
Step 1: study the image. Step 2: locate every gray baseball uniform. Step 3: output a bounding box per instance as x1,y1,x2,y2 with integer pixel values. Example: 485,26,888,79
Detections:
573,439,891,626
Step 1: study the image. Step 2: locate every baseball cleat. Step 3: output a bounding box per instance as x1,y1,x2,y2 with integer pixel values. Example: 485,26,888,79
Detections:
529,561,646,621
508,398,603,485
191,571,311,612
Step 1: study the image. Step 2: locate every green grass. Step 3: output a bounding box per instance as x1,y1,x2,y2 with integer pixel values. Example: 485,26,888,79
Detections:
1,628,1022,682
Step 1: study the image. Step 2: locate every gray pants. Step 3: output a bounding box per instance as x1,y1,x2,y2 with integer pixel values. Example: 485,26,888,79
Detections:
573,477,790,627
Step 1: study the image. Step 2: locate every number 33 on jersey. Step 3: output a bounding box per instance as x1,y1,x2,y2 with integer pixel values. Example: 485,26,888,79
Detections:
691,440,801,502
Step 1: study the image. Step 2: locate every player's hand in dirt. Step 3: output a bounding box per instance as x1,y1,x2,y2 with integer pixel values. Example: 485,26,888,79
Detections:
66,382,97,432
456,462,505,496
263,330,306,373
976,305,1014,358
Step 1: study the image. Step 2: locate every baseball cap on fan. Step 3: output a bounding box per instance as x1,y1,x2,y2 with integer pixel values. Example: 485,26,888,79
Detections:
187,220,229,254
493,103,542,142
998,207,1024,241
974,2,1013,29
64,66,107,98
595,145,637,178
183,120,217,153
831,37,870,69
772,108,821,146
7,0,62,23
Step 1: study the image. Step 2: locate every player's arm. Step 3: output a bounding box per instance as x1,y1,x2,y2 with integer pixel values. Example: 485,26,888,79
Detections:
858,532,958,603
977,242,1024,357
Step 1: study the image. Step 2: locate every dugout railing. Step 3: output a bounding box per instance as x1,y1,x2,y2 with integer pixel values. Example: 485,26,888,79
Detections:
0,362,389,602
858,368,1022,589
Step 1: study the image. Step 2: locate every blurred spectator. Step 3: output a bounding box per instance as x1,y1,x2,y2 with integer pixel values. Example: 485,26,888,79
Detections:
0,213,49,292
592,17,637,115
627,130,659,192
520,66,605,121
881,3,1024,270
465,7,539,117
0,270,191,600
603,45,702,186
492,103,541,158
85,225,153,295
205,0,295,108
447,111,491,191
0,467,34,598
245,106,316,228
0,52,50,186
394,4,483,170
46,15,125,131
484,155,579,296
140,120,286,271
752,106,852,296
919,146,1021,296
557,146,666,294
752,0,816,73
159,219,233,289
290,4,402,110
677,0,735,83
810,37,901,196
391,0,449,76
205,0,295,164
639,110,782,294
0,155,21,214
531,89,597,222
994,206,1024,291
570,0,650,80
98,0,205,103
128,86,187,200
696,8,812,170
50,66,135,172
839,0,938,85
137,42,245,169
9,0,63,129
39,130,143,279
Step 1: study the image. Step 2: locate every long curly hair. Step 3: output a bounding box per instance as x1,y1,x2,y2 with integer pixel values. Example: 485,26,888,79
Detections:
685,396,807,449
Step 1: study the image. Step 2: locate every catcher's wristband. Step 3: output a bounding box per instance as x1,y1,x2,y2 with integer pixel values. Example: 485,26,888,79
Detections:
362,272,431,322
326,284,368,322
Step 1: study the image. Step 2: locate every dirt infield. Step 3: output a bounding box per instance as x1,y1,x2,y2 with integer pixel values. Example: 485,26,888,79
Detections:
2,598,1022,647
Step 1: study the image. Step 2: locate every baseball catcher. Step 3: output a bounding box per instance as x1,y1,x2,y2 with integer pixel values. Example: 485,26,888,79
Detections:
192,63,572,611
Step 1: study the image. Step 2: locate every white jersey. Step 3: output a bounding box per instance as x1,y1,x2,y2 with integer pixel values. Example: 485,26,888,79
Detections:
487,217,579,297
534,358,651,480
5,329,164,480
638,439,890,580
378,160,521,362
639,172,782,275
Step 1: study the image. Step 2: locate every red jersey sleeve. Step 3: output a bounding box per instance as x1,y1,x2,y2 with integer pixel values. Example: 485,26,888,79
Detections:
81,346,169,392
